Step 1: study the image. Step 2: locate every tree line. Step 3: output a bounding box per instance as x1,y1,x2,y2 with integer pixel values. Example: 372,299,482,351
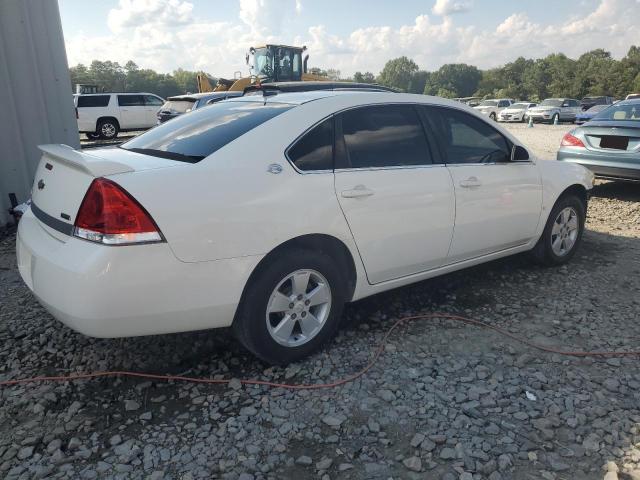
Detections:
70,45,640,101
373,46,640,101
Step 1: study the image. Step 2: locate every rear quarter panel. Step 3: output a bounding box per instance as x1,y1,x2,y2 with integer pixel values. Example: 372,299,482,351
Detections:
109,98,361,265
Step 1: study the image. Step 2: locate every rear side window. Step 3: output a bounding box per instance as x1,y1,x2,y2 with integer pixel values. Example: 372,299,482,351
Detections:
422,106,511,164
118,95,145,106
122,101,293,163
288,118,333,171
77,95,110,107
339,105,432,168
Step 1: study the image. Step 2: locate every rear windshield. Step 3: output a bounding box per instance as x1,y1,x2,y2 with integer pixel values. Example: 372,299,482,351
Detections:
122,101,293,162
160,100,195,113
77,95,110,107
592,103,640,122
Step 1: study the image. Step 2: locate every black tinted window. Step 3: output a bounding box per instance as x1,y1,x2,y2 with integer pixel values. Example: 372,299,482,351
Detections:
423,107,511,164
288,118,333,171
118,95,145,106
340,105,431,168
77,95,110,107
122,101,292,163
498,100,509,107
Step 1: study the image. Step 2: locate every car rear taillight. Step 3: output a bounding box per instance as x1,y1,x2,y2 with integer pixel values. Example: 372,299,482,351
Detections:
561,132,585,148
74,178,163,245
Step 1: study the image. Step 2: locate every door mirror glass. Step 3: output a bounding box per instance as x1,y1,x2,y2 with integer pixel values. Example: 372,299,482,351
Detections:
511,145,530,162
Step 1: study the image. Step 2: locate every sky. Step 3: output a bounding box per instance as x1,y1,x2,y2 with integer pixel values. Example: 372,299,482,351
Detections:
58,0,640,77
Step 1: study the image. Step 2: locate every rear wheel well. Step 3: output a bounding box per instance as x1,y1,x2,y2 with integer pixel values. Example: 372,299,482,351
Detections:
241,234,358,306
96,117,120,129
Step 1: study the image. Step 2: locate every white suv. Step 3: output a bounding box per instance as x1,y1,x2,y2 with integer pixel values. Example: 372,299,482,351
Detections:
74,93,164,140
473,98,514,121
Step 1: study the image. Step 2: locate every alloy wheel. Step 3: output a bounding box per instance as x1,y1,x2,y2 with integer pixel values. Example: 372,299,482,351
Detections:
551,207,579,256
265,269,332,347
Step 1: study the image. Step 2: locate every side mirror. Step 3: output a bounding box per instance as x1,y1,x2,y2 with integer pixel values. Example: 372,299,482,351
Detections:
511,145,530,162
562,103,569,107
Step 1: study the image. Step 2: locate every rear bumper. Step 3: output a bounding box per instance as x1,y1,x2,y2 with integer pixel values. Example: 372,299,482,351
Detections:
16,209,262,337
557,149,640,181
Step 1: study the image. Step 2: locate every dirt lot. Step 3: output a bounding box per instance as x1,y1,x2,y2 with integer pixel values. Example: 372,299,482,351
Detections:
1,123,639,480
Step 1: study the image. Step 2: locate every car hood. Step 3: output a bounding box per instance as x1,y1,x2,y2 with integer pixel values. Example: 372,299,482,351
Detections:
502,107,525,113
528,106,556,112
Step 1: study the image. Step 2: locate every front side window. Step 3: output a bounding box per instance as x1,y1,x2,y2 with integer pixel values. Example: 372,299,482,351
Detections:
423,106,511,164
144,95,164,106
498,100,510,108
339,105,432,168
122,101,293,163
288,118,333,171
118,95,145,107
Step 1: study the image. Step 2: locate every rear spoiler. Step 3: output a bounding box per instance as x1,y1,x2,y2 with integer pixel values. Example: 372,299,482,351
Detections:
38,144,135,177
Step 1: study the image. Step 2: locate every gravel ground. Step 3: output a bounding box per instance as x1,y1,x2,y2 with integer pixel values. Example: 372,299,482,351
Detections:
1,124,639,480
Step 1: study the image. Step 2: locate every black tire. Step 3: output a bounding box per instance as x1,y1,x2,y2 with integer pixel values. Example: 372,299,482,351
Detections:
551,113,559,124
233,248,347,365
85,132,100,140
531,194,586,266
97,119,119,140
489,112,497,121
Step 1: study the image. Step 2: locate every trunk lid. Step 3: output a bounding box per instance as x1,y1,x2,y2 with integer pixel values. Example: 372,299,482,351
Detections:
579,122,640,154
30,144,183,241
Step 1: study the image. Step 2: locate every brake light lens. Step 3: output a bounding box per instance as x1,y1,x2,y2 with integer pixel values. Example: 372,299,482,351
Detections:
561,132,585,148
74,178,163,245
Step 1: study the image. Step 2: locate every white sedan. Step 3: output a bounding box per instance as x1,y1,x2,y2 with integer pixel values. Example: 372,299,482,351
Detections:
17,91,593,364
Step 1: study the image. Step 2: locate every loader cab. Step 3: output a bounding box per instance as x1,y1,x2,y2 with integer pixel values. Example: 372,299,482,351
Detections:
248,45,308,82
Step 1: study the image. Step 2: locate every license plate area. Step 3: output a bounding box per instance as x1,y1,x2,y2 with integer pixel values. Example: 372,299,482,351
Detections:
600,135,629,150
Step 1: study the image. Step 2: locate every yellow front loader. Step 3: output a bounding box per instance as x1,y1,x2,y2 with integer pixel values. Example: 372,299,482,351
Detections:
197,44,327,93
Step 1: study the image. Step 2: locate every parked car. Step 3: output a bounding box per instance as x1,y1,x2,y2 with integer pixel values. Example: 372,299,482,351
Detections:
580,96,614,111
18,91,593,364
498,102,537,122
526,98,581,124
473,98,514,120
557,98,640,181
74,93,165,140
625,93,640,100
574,104,610,124
243,81,397,96
156,92,243,124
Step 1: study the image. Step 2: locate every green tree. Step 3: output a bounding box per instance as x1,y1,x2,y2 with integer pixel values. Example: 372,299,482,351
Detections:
425,63,481,98
378,56,420,92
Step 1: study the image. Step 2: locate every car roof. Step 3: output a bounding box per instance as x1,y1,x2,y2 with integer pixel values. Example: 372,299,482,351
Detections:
243,81,396,96
76,92,157,96
167,92,242,101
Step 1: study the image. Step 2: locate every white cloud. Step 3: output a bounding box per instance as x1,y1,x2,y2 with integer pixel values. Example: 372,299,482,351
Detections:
432,0,473,16
64,0,640,79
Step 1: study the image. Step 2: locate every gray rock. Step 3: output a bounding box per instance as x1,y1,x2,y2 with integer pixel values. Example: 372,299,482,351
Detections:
403,456,422,472
124,400,140,411
295,455,313,466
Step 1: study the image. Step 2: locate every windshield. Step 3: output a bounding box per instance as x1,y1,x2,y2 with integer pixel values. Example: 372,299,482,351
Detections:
253,47,302,81
122,101,293,162
592,103,640,122
161,100,195,114
540,99,562,107
478,100,498,107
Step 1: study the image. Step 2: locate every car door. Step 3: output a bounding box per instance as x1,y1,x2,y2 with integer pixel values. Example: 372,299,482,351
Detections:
421,105,542,263
117,95,147,129
560,100,578,121
333,104,455,284
143,95,164,126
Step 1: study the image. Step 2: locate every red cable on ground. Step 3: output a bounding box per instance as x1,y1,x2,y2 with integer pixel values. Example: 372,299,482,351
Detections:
0,313,638,390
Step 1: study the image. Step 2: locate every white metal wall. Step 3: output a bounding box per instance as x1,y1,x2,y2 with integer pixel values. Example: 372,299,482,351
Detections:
0,0,79,225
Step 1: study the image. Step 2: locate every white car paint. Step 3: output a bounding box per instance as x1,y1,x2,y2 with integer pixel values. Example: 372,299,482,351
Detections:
18,91,593,339
74,92,164,134
498,103,537,122
473,98,514,119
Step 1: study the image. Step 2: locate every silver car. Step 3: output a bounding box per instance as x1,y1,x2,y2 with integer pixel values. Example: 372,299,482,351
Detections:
527,98,581,124
557,99,640,181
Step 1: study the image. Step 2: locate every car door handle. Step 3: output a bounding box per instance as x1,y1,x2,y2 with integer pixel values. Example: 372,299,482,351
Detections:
341,185,375,198
459,176,481,188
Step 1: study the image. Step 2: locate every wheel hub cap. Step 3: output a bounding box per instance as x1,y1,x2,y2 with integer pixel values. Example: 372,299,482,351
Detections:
266,269,332,348
551,207,579,256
